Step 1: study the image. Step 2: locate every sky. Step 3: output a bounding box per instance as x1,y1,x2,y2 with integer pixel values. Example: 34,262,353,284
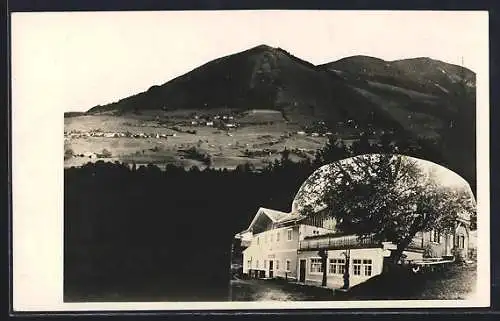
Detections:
11,10,488,112
291,154,474,212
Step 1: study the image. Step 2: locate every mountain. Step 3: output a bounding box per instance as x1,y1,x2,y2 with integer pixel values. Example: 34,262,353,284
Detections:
87,46,475,133
84,45,476,192
321,55,476,194
87,45,404,131
321,55,475,97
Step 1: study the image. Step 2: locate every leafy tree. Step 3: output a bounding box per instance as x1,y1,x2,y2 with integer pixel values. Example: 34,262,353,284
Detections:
297,154,475,263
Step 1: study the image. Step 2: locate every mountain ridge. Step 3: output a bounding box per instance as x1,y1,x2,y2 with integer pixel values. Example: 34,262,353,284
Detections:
86,44,474,117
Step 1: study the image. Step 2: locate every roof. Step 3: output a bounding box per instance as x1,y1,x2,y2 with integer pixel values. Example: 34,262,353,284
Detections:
260,207,290,222
246,207,290,232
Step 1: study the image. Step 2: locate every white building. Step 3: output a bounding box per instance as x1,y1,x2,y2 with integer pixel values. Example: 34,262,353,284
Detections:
238,205,470,289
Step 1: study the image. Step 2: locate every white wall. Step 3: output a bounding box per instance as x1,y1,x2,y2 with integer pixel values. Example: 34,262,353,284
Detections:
297,247,384,288
243,224,300,278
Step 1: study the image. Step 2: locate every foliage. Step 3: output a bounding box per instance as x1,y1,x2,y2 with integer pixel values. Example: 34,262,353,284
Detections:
64,156,317,299
295,154,475,262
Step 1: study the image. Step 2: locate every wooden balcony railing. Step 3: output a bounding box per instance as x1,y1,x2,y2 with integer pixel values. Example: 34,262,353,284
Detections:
298,234,379,251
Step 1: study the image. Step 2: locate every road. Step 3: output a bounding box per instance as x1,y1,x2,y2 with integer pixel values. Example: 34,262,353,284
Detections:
230,278,334,301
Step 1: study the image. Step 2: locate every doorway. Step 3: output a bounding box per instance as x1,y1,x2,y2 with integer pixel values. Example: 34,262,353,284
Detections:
268,260,274,278
299,259,306,283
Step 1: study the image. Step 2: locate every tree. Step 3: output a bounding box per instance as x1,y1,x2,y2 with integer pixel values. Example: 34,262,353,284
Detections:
318,249,328,287
301,154,475,263
315,137,351,165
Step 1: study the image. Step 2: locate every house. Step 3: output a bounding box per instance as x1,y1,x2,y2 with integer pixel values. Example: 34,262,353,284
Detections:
238,204,471,289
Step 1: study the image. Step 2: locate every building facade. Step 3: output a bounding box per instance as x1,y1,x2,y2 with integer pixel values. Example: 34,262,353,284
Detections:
238,207,471,289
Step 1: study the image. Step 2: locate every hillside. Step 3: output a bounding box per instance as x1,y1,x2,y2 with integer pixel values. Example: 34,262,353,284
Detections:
321,55,475,97
87,45,403,132
321,55,476,193
77,45,476,191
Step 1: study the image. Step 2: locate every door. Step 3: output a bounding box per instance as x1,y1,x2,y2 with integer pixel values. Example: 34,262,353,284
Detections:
299,259,306,283
269,260,274,278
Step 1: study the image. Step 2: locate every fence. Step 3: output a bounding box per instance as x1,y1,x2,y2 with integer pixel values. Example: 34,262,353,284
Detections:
299,234,379,251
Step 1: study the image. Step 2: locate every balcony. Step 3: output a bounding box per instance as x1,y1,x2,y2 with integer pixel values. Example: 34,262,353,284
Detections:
298,234,380,251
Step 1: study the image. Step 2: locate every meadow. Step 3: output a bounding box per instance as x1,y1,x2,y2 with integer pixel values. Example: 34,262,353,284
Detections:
64,113,330,170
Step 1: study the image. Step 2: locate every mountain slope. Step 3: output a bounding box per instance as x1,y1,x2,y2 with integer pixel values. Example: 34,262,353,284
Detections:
87,45,402,130
322,55,476,193
84,46,476,192
321,55,475,97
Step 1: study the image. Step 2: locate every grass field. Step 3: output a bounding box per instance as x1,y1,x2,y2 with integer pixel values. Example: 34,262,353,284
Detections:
64,113,329,170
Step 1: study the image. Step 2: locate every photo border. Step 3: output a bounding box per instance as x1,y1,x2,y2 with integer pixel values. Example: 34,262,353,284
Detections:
6,0,499,318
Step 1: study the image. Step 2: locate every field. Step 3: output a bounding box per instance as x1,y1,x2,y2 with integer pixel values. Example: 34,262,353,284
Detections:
64,112,330,170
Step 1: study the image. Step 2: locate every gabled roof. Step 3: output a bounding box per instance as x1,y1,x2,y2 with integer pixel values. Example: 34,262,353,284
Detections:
261,207,290,222
246,207,290,232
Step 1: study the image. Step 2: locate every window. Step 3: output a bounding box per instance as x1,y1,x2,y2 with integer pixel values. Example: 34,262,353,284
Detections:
286,260,291,272
256,260,259,268
257,237,259,245
247,260,251,269
363,259,373,276
264,260,267,268
432,230,440,243
329,258,345,275
276,231,280,242
270,234,273,242
353,259,362,276
353,259,373,276
276,260,280,270
310,258,323,273
287,228,293,241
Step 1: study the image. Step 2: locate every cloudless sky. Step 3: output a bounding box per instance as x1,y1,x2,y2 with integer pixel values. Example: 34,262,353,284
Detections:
11,10,488,112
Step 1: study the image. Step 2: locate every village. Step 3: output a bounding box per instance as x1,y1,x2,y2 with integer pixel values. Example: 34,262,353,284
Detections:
64,110,407,171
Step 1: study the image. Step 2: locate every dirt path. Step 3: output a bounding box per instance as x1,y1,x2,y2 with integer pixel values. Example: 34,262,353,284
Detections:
230,279,333,301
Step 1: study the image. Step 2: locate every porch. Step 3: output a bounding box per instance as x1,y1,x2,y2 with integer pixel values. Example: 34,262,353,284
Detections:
298,234,380,251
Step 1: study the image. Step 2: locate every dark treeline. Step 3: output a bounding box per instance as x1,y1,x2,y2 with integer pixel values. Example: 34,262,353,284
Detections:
64,134,464,301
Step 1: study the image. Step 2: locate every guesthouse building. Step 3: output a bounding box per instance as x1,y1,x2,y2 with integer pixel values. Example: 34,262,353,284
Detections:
237,205,471,289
